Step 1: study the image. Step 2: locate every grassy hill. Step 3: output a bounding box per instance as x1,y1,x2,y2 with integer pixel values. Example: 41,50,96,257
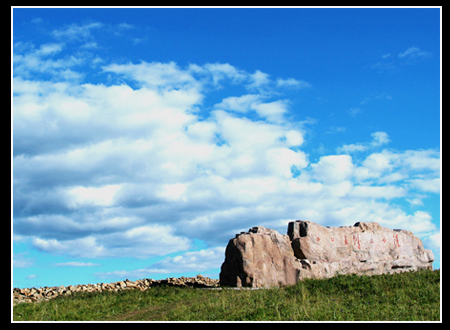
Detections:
13,269,440,321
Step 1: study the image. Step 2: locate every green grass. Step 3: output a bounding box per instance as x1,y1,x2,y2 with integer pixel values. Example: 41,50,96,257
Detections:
13,269,440,321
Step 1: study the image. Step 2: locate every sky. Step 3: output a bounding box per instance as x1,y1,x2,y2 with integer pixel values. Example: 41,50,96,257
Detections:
12,7,441,288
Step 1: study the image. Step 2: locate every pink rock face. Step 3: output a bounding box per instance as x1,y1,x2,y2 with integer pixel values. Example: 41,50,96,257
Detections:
219,226,302,288
289,221,434,280
219,221,434,287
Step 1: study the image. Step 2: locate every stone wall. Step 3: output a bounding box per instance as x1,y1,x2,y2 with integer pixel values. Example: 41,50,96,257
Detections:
13,274,219,305
219,221,434,288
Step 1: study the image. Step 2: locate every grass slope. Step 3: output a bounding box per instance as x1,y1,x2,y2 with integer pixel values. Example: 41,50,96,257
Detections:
13,269,440,321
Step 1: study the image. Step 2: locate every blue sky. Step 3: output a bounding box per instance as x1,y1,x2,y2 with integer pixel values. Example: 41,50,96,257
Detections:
13,7,441,288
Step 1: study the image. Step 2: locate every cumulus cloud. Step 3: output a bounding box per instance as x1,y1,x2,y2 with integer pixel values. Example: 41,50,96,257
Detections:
370,131,390,147
31,224,191,259
338,143,368,154
353,149,440,188
13,58,314,260
311,155,354,184
214,96,294,123
250,100,289,123
13,38,440,277
13,39,88,85
214,94,261,113
337,131,390,154
102,61,200,91
408,178,440,193
247,70,271,91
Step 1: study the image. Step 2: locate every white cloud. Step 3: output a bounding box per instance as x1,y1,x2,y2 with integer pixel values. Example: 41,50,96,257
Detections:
311,155,354,183
13,43,84,81
13,52,440,276
338,131,390,154
422,231,441,251
284,129,304,147
402,150,440,171
338,143,368,154
214,94,261,113
148,247,224,274
102,61,200,90
276,78,312,89
66,184,122,208
377,172,407,184
52,22,103,41
370,131,390,147
156,183,188,202
408,178,440,193
398,46,431,59
213,110,290,152
202,62,247,86
215,96,296,123
36,43,64,56
250,100,289,123
351,147,439,194
349,185,406,199
32,236,107,258
362,151,394,173
95,247,224,280
406,198,424,207
32,224,191,259
247,70,270,90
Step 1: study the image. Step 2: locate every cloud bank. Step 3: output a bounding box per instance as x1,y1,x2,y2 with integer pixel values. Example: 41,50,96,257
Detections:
13,33,440,277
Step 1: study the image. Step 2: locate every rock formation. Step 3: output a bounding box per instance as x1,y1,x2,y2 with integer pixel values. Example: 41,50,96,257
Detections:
219,220,434,288
219,226,302,288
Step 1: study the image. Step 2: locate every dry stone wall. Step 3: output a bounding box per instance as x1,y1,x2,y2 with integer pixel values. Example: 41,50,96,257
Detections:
13,274,219,305
220,220,434,288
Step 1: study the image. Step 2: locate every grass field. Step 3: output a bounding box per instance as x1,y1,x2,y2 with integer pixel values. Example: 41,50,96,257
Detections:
13,269,440,321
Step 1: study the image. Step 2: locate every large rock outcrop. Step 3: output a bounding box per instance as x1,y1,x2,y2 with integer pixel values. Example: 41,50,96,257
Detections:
219,220,434,288
219,226,302,288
